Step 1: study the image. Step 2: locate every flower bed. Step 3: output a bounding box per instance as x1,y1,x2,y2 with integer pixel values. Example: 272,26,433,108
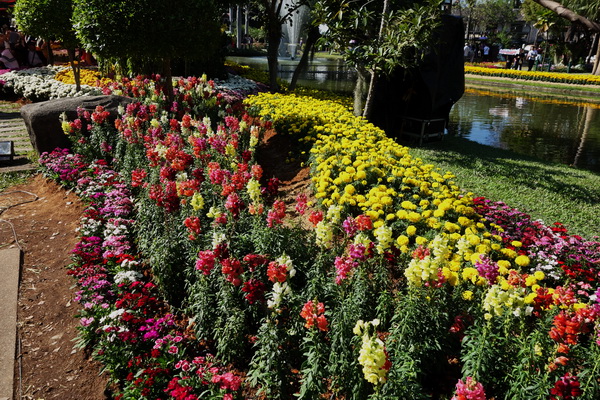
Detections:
465,65,600,86
53,67,112,87
0,66,102,100
35,71,600,400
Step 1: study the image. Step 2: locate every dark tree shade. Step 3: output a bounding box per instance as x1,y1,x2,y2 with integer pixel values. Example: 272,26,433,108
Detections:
72,0,223,64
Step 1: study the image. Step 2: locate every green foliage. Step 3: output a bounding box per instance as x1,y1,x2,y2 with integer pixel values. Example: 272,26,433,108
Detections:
297,327,329,399
0,170,33,191
327,270,373,399
72,0,222,67
383,288,459,399
247,315,298,399
315,0,442,74
14,0,78,47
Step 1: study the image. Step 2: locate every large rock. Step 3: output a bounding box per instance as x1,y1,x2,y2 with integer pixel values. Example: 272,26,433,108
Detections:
21,95,135,155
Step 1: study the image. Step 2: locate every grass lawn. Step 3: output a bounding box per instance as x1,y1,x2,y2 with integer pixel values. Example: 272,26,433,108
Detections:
408,136,600,240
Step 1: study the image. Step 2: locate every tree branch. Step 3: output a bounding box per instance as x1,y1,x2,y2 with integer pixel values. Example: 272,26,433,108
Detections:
531,0,600,32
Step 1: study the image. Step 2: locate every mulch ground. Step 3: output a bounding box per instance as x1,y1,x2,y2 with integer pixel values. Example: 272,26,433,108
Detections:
2,175,109,400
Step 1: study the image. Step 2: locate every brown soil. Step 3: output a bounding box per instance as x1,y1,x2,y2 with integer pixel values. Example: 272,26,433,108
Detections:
1,125,310,400
2,175,109,400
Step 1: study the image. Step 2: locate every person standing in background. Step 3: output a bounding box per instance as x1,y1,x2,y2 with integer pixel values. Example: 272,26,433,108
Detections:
526,46,538,71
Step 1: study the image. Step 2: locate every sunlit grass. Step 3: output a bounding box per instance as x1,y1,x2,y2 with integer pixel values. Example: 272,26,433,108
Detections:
409,136,600,240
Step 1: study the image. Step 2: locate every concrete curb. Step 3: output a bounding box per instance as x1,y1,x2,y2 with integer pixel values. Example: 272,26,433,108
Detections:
0,247,21,400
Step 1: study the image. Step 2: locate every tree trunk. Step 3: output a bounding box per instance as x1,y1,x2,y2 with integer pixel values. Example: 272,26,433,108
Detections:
362,0,390,119
353,66,369,116
586,33,598,63
163,57,174,105
236,6,243,49
573,106,595,166
267,23,282,92
66,48,81,92
593,38,600,75
362,73,378,119
45,38,54,66
288,25,320,91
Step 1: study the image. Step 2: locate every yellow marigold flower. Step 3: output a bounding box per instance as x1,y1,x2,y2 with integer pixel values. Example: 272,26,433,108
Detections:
458,216,472,226
470,253,482,264
407,212,421,223
415,236,428,245
467,235,480,246
511,240,523,247
573,303,587,311
525,275,537,287
501,248,517,258
396,209,408,219
497,261,510,275
444,221,460,233
533,271,545,281
443,268,459,286
515,255,530,267
401,200,417,210
462,290,473,300
524,292,537,304
396,235,409,247
406,225,417,236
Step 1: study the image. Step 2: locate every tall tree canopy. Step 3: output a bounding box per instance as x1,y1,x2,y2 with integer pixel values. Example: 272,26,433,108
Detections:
14,0,83,89
72,0,223,85
530,0,600,73
314,0,443,117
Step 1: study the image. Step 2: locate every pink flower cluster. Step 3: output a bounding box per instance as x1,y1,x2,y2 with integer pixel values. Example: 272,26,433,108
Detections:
451,376,486,400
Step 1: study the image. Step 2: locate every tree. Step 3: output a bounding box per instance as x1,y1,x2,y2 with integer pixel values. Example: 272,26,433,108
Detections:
250,0,308,92
472,0,519,34
530,0,600,73
14,0,82,90
72,0,223,99
314,0,442,118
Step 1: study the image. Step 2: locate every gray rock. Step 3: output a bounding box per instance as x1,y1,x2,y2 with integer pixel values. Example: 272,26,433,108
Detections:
20,95,134,155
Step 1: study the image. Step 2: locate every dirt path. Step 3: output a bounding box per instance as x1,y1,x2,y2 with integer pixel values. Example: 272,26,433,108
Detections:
1,175,108,400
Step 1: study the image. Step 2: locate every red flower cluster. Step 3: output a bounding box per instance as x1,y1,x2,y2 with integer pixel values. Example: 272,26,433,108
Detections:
195,250,216,275
267,260,288,283
300,300,328,331
550,373,582,400
266,200,286,228
184,216,202,240
549,307,596,346
221,258,243,286
241,279,266,304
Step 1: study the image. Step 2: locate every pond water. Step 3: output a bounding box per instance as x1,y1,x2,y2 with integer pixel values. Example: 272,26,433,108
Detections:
227,55,356,92
448,88,600,173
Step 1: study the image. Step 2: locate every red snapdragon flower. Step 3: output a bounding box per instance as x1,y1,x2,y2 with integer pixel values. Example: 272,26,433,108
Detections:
300,300,328,331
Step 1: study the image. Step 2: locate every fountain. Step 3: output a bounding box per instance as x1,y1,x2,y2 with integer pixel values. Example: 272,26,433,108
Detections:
279,0,308,60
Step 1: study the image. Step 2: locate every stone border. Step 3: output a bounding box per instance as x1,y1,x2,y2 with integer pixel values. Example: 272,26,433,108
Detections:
0,247,21,400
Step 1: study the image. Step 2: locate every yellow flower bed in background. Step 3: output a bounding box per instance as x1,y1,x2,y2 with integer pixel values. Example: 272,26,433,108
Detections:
465,65,600,86
54,67,111,87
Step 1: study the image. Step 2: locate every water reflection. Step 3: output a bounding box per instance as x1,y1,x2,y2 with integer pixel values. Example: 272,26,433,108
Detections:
227,56,356,92
449,89,600,173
